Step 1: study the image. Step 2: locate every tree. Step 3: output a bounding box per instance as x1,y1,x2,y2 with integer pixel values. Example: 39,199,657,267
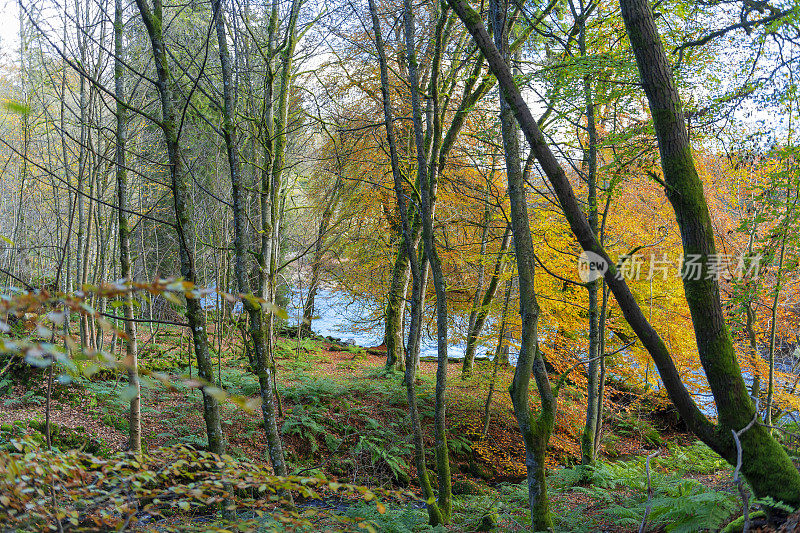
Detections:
490,0,555,527
447,0,800,509
620,0,800,504
369,0,448,522
401,0,453,521
132,0,225,455
211,0,288,475
114,0,141,453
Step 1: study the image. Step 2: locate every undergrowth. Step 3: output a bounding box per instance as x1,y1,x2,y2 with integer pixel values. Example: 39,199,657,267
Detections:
547,441,738,532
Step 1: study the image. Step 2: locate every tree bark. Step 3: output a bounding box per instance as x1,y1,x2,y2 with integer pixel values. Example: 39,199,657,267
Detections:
133,0,225,455
212,0,288,475
114,0,140,454
384,243,411,371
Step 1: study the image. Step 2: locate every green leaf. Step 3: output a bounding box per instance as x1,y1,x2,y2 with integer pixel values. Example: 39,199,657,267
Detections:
264,302,288,320
2,100,31,116
119,384,140,402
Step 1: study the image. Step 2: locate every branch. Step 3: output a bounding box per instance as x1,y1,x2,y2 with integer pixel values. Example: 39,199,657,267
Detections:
731,396,760,532
101,312,188,327
639,450,661,533
19,1,163,127
0,267,36,291
674,9,792,66
554,341,636,396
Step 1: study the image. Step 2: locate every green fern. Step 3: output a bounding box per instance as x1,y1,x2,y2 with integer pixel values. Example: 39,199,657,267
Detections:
281,405,327,453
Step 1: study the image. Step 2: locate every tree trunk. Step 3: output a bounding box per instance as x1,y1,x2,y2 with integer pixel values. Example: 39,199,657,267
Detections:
765,175,794,428
212,0,288,475
404,0,452,521
114,0,140,454
620,0,800,503
369,0,442,523
481,277,513,437
385,244,411,371
133,0,225,455
463,187,492,377
488,0,556,527
463,225,511,377
577,0,601,465
303,174,342,331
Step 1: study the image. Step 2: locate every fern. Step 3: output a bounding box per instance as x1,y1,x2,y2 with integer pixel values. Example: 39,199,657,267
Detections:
281,405,327,453
551,456,737,532
343,502,445,533
657,440,731,475
354,435,410,482
280,375,354,405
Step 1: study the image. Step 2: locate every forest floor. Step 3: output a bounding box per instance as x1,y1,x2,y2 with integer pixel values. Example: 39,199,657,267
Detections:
2,327,798,532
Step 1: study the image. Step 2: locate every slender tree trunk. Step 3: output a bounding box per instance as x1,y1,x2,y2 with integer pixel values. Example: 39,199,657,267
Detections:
463,225,511,377
301,242,323,332
404,0,452,521
114,0,140,453
212,0,288,475
745,303,761,397
369,0,442,523
385,245,411,371
133,0,224,455
578,0,601,464
302,174,341,330
594,279,609,453
481,277,512,437
463,186,491,376
256,0,300,426
766,200,789,429
487,0,555,526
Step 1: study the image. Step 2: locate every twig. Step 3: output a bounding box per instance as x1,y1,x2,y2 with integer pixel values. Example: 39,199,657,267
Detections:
732,428,751,533
101,311,187,327
0,354,17,379
0,267,36,291
639,450,660,533
732,397,760,533
554,341,636,396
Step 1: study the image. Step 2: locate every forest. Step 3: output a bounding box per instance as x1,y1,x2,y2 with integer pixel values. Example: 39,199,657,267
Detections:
1,0,800,530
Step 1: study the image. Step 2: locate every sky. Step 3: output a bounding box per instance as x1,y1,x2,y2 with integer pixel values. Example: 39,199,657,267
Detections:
0,0,19,68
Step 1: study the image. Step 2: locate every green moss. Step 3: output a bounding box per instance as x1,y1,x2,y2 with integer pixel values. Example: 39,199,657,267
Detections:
476,511,497,531
721,511,767,533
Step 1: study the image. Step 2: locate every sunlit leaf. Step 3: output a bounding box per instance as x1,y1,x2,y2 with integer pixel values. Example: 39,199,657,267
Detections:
2,99,30,115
